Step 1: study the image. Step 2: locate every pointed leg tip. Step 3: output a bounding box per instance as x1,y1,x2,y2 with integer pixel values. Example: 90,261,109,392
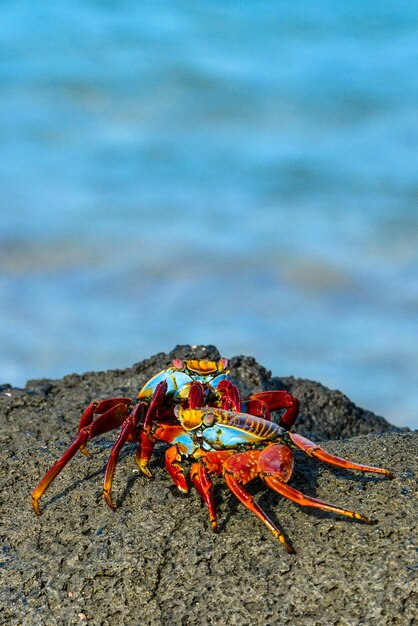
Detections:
176,478,189,494
385,471,395,480
103,492,117,511
356,512,377,525
277,534,295,553
211,522,218,533
139,467,154,479
80,446,91,459
282,540,295,554
32,498,42,516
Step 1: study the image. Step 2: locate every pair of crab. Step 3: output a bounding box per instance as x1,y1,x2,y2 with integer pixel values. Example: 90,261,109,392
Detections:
32,358,393,552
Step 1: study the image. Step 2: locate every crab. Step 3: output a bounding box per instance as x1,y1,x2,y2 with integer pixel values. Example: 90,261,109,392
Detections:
150,406,394,552
32,358,299,515
31,359,392,553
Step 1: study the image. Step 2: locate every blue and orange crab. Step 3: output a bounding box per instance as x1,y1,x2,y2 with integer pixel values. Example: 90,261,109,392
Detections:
31,359,393,552
32,358,296,513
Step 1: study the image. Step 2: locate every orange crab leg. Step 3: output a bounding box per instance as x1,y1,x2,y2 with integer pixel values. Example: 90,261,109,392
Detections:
32,400,131,515
289,433,394,478
264,476,376,524
245,390,300,429
191,461,218,531
135,430,156,478
135,422,188,478
165,445,189,493
190,450,235,532
258,442,375,524
242,399,271,420
223,450,294,552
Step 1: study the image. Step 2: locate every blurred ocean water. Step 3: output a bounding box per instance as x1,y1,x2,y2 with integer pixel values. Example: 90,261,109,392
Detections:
0,1,417,428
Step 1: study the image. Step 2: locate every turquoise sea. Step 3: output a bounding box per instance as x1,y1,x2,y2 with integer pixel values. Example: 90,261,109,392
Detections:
0,2,417,428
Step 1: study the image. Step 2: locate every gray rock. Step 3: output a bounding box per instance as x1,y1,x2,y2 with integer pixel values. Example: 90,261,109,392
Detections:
0,346,415,626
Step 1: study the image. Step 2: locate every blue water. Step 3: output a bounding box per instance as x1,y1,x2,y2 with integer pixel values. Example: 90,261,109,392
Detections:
0,2,417,428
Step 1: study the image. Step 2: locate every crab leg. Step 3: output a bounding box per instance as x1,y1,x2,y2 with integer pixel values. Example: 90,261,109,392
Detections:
241,399,271,420
135,430,156,478
77,398,132,432
264,477,376,524
32,399,132,515
165,445,189,493
289,433,394,478
258,443,376,524
135,422,189,479
75,398,132,457
244,390,300,429
191,461,218,531
130,379,172,477
103,403,146,510
140,420,197,493
190,451,235,532
143,380,168,431
223,450,294,552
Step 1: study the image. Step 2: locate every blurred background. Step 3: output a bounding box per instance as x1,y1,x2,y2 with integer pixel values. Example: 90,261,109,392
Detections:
0,1,417,428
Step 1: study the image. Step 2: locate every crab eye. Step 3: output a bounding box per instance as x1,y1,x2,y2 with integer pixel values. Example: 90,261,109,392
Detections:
203,412,215,426
172,359,184,370
174,405,181,418
218,357,229,371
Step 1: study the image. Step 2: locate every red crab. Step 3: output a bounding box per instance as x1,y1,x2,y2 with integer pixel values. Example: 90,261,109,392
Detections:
32,359,393,552
163,406,394,552
32,358,299,515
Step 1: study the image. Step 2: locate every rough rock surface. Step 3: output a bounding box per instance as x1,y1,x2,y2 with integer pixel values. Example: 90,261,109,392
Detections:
0,346,416,626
